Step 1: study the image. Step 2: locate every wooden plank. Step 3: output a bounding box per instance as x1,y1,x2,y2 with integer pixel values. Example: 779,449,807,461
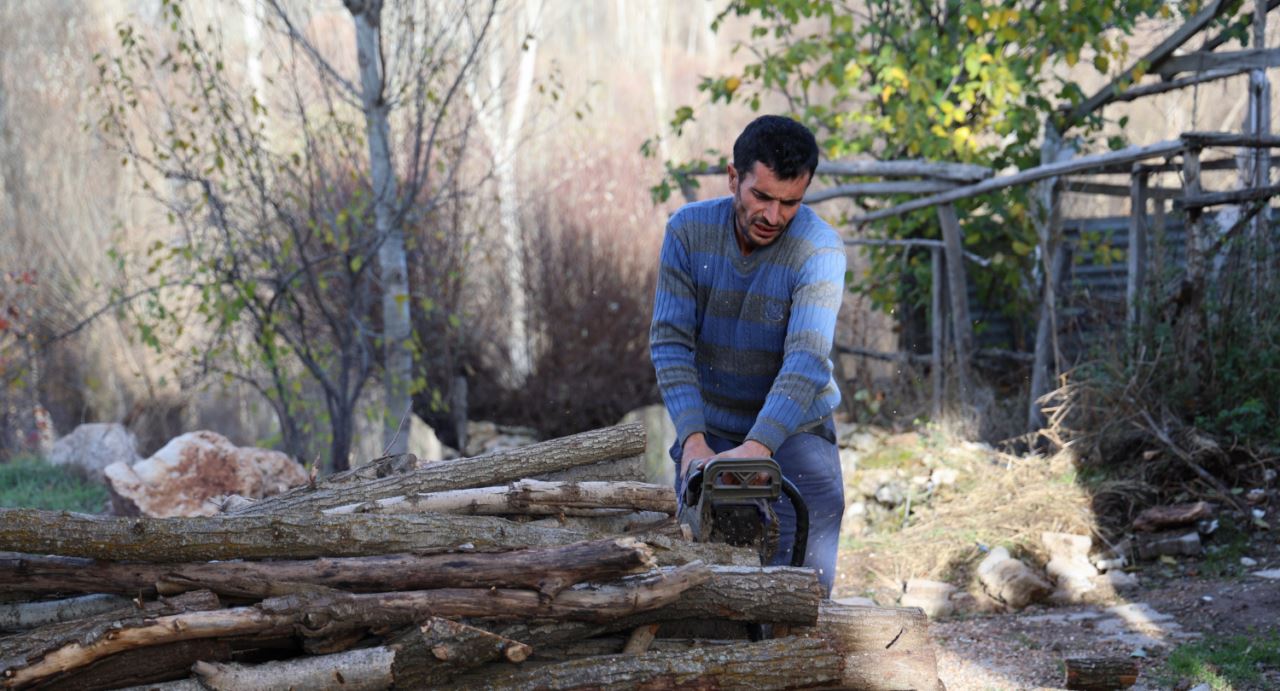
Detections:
937,203,973,406
686,159,992,182
1127,172,1149,330
930,247,945,418
1064,181,1181,199
1156,47,1280,79
805,180,956,204
1109,67,1253,104
854,139,1185,224
1062,0,1232,128
1174,182,1280,208
1181,131,1280,148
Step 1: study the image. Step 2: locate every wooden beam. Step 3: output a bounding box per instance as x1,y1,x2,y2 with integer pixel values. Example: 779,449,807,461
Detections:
1062,0,1233,129
805,180,956,204
1156,47,1280,79
1202,0,1280,52
685,159,992,182
1064,181,1181,199
842,238,992,266
853,139,1185,224
1110,67,1253,104
930,247,945,418
1174,182,1280,208
1182,131,1280,148
937,203,973,406
1128,171,1149,330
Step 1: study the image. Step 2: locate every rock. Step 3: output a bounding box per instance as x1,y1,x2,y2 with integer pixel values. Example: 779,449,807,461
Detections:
1252,568,1280,580
618,404,676,486
1042,532,1092,562
103,431,307,517
929,467,959,487
1134,530,1202,560
1091,539,1131,573
838,447,861,471
1043,532,1099,596
976,546,1052,610
899,579,956,619
407,415,444,463
1132,501,1213,532
1097,571,1139,591
874,480,907,507
48,423,141,483
1240,556,1258,567
1245,488,1267,504
465,421,539,457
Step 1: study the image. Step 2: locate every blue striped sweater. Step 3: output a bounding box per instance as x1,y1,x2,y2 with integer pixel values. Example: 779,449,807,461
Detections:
650,196,846,453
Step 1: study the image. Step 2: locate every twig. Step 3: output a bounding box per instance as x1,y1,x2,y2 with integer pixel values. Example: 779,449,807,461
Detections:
380,403,413,457
1135,409,1250,515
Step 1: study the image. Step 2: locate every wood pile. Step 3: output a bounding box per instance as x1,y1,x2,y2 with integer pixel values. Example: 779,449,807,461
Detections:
0,422,943,690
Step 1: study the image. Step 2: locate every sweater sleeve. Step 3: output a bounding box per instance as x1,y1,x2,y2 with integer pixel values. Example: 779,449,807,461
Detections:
649,222,706,446
745,244,846,452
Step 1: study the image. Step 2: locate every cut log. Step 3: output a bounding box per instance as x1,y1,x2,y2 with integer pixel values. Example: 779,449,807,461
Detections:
0,595,131,633
450,636,844,690
231,422,646,515
39,639,232,691
323,480,676,517
389,617,531,688
1131,501,1212,532
0,591,221,678
0,509,601,563
531,637,735,661
1063,656,1139,690
794,602,943,690
193,647,395,691
622,624,660,654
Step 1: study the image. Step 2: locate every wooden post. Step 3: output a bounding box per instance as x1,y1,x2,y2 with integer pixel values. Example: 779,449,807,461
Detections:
1181,145,1208,385
930,247,945,418
1127,168,1149,331
936,203,973,406
1028,121,1067,432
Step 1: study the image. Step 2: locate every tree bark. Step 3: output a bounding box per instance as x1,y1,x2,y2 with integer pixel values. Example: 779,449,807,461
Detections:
193,647,394,691
937,202,973,405
1063,656,1139,690
389,617,530,688
324,480,675,517
0,595,130,633
231,422,646,515
39,639,232,691
450,636,844,690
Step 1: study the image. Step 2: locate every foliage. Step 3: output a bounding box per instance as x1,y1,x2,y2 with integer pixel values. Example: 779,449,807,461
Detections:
1156,631,1280,690
0,271,44,458
0,456,109,512
647,0,1238,324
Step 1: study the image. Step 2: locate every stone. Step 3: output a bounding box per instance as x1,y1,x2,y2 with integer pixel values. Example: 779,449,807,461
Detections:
899,579,956,619
929,467,959,487
1252,569,1280,580
873,479,907,507
976,546,1052,610
618,404,677,485
1132,501,1213,532
838,447,861,471
1134,530,1202,560
465,421,539,457
1042,531,1092,561
48,423,141,483
407,415,444,463
104,430,307,517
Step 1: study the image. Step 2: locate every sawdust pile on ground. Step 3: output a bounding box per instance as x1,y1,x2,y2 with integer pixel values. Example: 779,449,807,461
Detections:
838,433,1100,601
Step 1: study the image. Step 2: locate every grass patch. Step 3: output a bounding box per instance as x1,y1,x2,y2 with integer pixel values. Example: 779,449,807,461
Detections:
1155,631,1280,690
0,456,109,512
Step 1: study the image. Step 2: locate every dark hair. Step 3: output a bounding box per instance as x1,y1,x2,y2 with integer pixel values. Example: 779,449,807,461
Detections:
732,115,819,181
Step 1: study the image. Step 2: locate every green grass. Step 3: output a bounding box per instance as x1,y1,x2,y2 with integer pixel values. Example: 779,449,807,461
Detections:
0,456,109,512
1154,632,1280,690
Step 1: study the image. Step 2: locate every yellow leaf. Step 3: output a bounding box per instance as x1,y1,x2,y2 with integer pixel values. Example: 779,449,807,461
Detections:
1066,51,1079,67
966,16,982,33
1094,55,1109,73
881,85,895,102
724,76,741,94
394,293,409,307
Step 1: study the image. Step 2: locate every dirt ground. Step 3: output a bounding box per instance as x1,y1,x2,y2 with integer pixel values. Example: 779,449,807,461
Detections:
827,428,1280,690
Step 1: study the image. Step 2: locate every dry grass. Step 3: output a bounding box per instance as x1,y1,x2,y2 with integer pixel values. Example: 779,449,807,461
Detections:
839,430,1101,600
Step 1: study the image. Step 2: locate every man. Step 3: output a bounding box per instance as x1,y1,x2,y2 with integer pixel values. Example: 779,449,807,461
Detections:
650,115,846,595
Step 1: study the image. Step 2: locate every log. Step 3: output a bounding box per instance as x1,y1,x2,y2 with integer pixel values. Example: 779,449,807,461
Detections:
530,637,735,661
622,624,660,654
231,422,646,515
323,480,676,517
450,636,845,690
0,591,221,678
0,509,602,562
533,454,647,483
390,617,531,688
193,648,395,691
796,602,943,691
0,595,131,633
1063,656,1139,690
39,639,232,691
1156,47,1280,79
1132,501,1213,533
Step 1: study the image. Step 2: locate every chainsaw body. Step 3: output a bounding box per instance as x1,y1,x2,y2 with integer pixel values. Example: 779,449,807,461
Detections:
678,457,783,565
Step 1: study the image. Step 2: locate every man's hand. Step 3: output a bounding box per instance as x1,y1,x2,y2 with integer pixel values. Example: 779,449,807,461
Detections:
712,440,772,461
680,433,716,481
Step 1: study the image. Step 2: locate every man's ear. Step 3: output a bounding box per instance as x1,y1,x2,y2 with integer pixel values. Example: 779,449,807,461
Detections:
727,164,738,195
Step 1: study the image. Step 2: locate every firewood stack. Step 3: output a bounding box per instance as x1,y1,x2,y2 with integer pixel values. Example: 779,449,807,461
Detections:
0,422,943,690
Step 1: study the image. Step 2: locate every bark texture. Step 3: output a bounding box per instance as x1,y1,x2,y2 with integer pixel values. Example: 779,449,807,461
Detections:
389,617,531,688
193,647,394,691
0,595,131,633
1064,656,1139,690
231,422,646,515
324,480,676,517
38,639,231,691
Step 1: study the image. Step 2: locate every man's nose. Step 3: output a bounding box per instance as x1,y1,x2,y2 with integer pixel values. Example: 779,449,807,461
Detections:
763,201,781,225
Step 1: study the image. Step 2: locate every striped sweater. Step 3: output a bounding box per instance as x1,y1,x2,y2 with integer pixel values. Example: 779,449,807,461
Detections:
650,196,846,453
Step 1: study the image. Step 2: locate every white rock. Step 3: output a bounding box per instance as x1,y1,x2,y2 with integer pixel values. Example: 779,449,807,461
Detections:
839,447,861,471
1241,557,1258,567
1252,569,1280,580
407,415,443,462
900,579,957,619
929,467,959,487
49,423,140,483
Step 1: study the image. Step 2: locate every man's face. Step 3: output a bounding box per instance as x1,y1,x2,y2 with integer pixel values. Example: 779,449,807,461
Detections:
728,161,810,254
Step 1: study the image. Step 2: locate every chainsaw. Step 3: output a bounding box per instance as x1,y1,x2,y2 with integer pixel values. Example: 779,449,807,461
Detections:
678,457,809,569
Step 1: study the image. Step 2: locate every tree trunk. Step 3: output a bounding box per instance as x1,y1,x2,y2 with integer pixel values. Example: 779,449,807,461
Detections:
450,637,844,690
936,202,973,405
231,422,646,515
193,647,394,691
1063,656,1139,690
0,538,667,599
323,480,675,517
0,591,222,684
0,595,130,633
346,0,410,461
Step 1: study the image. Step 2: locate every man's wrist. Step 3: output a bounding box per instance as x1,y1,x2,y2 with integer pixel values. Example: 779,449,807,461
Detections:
741,439,772,457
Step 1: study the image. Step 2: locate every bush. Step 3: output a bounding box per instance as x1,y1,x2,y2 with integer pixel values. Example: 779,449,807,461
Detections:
0,456,109,512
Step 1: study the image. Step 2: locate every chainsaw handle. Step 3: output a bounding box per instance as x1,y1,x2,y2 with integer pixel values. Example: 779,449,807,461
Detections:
780,477,809,568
